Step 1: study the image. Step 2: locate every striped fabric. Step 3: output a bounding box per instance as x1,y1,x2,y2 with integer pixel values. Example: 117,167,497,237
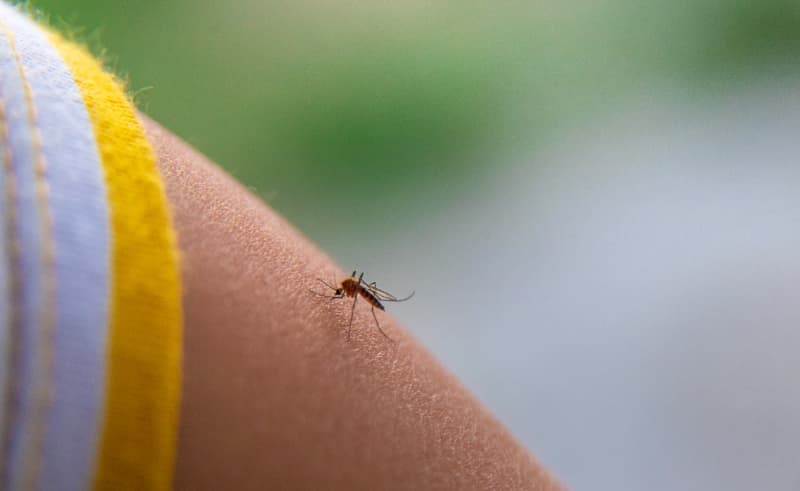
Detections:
0,3,182,490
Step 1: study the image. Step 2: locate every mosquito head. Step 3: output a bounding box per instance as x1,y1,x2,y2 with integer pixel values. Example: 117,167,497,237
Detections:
335,288,343,296
351,270,357,277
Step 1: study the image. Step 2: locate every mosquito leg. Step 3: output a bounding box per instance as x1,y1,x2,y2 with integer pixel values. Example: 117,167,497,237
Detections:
348,294,358,340
371,306,394,342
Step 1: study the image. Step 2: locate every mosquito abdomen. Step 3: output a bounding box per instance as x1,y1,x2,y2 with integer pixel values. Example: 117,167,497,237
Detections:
359,288,385,311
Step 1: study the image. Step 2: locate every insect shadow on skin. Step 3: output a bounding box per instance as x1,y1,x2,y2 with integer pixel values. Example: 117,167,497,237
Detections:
310,271,414,341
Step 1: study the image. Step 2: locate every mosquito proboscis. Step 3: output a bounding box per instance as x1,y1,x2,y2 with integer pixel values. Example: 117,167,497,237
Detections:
310,270,414,341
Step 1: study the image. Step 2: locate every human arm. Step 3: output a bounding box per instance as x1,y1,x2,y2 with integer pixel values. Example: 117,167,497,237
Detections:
143,115,565,491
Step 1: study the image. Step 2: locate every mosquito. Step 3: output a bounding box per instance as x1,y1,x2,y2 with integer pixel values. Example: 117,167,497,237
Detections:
311,270,414,341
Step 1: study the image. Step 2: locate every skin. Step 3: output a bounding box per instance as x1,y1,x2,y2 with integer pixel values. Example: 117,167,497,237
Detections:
141,115,566,491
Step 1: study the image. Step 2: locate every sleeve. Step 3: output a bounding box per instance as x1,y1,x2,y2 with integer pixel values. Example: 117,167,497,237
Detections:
0,3,182,490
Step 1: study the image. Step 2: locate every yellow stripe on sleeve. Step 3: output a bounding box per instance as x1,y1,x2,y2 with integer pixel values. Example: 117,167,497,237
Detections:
47,35,182,491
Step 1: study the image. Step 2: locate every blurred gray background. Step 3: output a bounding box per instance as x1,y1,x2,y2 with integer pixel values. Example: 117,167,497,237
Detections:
30,1,800,489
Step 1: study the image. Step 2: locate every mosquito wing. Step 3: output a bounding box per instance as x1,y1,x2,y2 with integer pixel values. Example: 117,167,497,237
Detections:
364,283,415,302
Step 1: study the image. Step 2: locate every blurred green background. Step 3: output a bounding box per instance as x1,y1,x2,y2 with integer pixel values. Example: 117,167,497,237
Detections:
27,0,800,249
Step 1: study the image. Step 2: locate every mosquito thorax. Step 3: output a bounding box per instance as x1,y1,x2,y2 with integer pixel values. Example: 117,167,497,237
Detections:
341,277,360,295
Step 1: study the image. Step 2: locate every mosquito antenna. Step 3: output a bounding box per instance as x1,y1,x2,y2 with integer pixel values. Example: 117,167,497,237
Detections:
316,278,338,291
